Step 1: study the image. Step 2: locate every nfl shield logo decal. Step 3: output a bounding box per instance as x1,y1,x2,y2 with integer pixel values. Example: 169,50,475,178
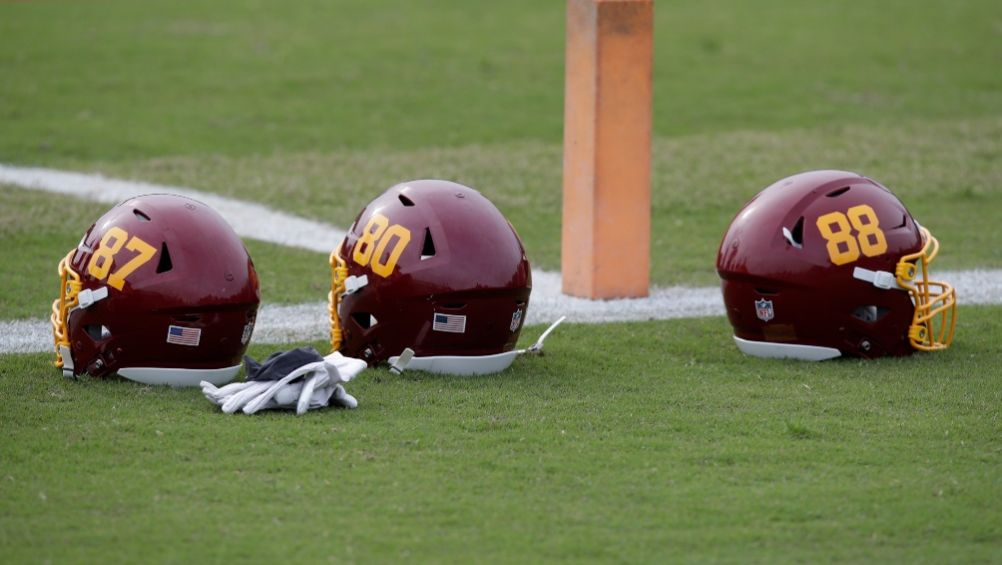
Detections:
755,299,775,322
510,308,523,332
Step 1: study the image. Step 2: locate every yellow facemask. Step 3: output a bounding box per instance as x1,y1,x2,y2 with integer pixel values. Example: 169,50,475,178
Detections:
328,249,348,352
51,249,82,369
896,226,957,351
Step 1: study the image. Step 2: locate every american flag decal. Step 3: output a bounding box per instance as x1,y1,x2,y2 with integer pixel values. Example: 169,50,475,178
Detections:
166,325,202,346
432,313,466,333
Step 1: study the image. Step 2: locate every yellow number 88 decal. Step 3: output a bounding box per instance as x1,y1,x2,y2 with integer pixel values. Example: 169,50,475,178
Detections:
815,204,888,265
352,213,412,277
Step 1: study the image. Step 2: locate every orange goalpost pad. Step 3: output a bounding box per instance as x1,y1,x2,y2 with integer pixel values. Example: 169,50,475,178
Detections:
561,0,653,299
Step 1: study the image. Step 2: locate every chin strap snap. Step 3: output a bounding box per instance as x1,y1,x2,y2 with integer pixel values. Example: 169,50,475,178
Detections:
343,274,368,295
58,346,75,378
389,348,414,375
853,267,905,290
522,316,566,355
76,287,109,309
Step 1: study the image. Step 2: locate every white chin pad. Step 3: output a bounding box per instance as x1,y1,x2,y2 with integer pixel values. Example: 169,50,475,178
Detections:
117,364,242,387
733,336,841,361
387,350,520,376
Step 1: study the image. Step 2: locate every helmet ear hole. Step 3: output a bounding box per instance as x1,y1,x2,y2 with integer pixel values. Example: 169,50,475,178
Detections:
351,312,378,329
85,324,112,340
851,305,889,323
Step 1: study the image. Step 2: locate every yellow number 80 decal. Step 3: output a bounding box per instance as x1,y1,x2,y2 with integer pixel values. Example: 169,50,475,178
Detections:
816,204,888,266
352,213,412,278
87,226,157,290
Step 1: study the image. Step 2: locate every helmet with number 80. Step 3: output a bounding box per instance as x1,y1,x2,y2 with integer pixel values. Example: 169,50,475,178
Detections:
716,170,956,360
51,194,260,385
329,180,531,372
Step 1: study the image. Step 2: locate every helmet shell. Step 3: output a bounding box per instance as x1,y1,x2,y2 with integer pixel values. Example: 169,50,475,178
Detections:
336,180,531,363
717,170,925,358
61,194,260,377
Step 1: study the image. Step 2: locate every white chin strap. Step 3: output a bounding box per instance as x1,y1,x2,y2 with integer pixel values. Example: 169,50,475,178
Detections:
388,316,566,376
59,345,75,378
734,336,841,361
118,364,242,387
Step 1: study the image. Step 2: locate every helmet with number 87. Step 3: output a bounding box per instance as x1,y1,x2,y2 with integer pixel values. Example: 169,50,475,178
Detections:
716,170,956,360
329,180,532,373
51,194,260,385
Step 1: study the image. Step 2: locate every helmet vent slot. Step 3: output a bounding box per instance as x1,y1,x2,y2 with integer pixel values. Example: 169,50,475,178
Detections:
351,312,378,329
398,194,415,207
173,314,200,323
421,227,436,260
851,305,889,323
755,288,778,296
156,243,173,273
782,217,805,248
825,186,851,198
441,302,466,309
894,214,908,229
133,209,152,221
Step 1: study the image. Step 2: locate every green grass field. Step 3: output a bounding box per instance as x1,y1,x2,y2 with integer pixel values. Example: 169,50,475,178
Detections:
2,0,1001,561
3,310,1001,562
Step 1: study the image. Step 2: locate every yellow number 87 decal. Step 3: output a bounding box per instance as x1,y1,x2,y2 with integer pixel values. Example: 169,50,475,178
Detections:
87,226,157,290
352,213,412,277
816,204,888,265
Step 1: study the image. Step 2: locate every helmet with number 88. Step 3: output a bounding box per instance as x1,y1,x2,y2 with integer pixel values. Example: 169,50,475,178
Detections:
329,180,532,372
51,194,260,385
716,170,956,360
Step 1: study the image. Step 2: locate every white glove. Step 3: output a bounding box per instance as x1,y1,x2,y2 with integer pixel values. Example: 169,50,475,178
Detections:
201,352,366,415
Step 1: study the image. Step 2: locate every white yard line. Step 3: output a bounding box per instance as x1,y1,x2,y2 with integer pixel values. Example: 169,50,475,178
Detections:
0,164,344,253
2,163,1000,354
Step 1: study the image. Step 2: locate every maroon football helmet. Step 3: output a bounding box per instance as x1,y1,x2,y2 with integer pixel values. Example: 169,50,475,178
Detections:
717,170,956,360
329,180,531,368
52,194,260,385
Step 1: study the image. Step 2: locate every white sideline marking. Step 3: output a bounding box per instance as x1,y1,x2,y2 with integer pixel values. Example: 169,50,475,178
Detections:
2,164,1001,354
0,164,345,253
